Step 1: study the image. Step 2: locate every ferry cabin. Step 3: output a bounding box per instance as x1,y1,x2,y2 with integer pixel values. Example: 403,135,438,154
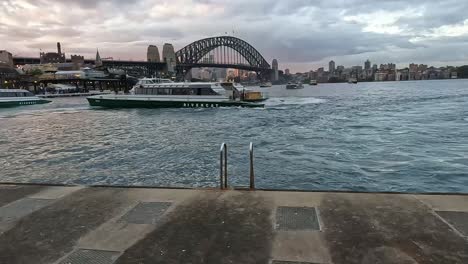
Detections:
0,89,51,107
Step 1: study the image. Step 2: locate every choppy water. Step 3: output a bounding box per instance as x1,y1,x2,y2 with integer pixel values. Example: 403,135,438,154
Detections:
1,80,467,193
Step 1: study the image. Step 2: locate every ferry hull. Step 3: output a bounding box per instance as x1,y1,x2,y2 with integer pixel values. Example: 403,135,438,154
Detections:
0,99,51,108
87,97,264,108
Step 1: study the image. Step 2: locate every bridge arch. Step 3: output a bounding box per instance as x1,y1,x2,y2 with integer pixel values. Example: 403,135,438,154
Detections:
175,36,271,69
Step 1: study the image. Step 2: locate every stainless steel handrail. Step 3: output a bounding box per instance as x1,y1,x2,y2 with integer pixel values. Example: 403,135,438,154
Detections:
219,143,227,189
249,142,255,190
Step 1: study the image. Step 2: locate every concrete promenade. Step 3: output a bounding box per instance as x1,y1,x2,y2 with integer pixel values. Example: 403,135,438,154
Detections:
0,184,467,264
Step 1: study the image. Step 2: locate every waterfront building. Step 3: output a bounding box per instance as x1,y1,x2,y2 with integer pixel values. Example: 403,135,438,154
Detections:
372,64,378,71
95,49,102,67
329,60,335,73
162,43,176,73
0,64,19,86
147,45,160,62
374,71,387,81
0,50,13,68
365,59,371,70
409,63,418,72
418,64,428,72
272,59,279,81
71,55,84,70
40,42,66,64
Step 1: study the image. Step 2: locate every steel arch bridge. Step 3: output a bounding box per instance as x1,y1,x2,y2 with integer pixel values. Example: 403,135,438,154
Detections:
175,36,272,80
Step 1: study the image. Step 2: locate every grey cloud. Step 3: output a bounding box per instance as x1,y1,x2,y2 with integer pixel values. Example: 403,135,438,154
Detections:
2,0,468,71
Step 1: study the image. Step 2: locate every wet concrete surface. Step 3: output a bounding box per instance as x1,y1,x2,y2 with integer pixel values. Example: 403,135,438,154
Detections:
0,187,128,264
0,185,466,264
115,191,274,264
0,185,44,207
436,211,468,237
319,193,468,264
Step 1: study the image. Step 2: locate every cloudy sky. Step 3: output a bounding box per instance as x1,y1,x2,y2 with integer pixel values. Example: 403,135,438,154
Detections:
1,0,468,72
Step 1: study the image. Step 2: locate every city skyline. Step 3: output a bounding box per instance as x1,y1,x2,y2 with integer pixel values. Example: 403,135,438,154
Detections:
2,1,468,72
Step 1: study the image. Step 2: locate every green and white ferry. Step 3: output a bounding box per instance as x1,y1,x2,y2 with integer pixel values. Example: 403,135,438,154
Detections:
87,79,266,108
0,89,51,108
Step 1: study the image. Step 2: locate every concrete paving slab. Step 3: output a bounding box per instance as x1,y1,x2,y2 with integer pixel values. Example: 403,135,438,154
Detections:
436,211,468,236
415,195,468,212
119,202,172,224
78,221,154,252
0,198,53,222
28,186,84,199
126,188,199,203
259,191,324,208
271,231,330,264
0,185,44,207
319,193,468,264
115,191,274,264
0,187,131,264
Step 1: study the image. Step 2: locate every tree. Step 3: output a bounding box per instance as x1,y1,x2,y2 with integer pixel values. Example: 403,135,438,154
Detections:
457,65,468,78
29,68,43,76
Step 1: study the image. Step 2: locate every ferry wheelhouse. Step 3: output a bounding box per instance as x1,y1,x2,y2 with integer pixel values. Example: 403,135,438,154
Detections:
0,89,51,108
87,80,267,108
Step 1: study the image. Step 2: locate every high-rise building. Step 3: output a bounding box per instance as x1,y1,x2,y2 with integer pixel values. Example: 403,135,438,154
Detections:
285,68,290,75
272,59,279,81
162,43,176,73
329,60,335,73
365,59,371,70
372,64,378,71
147,45,160,62
0,50,13,68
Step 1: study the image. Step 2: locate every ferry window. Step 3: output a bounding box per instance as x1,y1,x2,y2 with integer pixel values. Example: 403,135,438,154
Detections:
157,89,170,95
172,88,190,95
200,88,218,95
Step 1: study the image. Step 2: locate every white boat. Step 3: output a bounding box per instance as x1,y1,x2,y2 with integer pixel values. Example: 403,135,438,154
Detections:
348,78,358,84
87,80,266,108
260,82,272,88
286,82,304,89
149,77,173,84
310,80,318,85
0,89,51,108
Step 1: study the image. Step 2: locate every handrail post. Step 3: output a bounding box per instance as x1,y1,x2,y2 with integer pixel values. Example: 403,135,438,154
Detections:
224,145,228,189
219,143,226,189
249,142,255,190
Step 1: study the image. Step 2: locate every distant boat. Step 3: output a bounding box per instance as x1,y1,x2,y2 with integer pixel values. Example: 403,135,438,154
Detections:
310,80,318,85
348,78,358,84
0,89,50,108
286,82,304,89
260,82,272,88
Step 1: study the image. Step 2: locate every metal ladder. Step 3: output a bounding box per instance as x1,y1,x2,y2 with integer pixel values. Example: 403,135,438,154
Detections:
219,142,255,190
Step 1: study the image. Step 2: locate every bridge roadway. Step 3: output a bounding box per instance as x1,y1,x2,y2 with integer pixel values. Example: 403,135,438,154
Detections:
0,183,466,263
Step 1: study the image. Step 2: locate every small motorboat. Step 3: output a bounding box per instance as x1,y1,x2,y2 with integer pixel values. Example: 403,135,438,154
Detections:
286,82,304,90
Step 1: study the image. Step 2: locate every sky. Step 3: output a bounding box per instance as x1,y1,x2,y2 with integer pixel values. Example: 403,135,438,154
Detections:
1,0,468,72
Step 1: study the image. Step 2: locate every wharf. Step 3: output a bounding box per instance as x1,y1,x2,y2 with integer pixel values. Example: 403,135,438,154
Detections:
0,184,467,264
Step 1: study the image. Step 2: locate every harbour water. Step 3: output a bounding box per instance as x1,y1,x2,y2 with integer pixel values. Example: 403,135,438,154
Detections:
1,80,467,193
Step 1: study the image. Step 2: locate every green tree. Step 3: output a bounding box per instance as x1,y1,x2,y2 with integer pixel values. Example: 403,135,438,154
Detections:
457,65,468,78
29,68,43,76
